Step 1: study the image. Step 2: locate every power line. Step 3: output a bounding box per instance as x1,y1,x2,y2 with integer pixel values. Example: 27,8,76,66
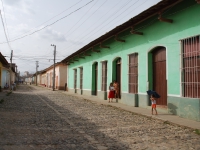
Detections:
0,9,11,50
64,0,99,36
0,0,94,44
13,55,64,58
9,0,84,40
68,0,131,38
77,0,141,44
66,0,109,37
12,58,53,65
1,0,10,39
58,0,131,54
12,56,62,62
59,0,135,53
60,0,183,59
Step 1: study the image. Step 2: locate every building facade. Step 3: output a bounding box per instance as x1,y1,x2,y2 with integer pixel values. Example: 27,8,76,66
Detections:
62,0,200,121
36,63,68,90
0,53,12,88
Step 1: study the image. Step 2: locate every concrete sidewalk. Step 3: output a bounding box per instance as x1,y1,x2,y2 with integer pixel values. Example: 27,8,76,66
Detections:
62,91,200,130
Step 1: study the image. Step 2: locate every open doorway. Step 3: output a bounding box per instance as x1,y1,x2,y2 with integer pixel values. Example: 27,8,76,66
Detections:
92,62,98,95
112,57,121,99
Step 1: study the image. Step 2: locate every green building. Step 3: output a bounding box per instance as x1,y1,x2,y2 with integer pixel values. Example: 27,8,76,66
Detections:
62,0,200,121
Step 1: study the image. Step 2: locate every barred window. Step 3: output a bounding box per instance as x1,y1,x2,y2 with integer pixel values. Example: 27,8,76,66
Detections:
101,61,107,91
181,36,200,98
129,53,138,93
74,69,77,89
80,67,83,90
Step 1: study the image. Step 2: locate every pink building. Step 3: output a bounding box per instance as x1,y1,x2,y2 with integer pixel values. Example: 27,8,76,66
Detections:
40,62,67,90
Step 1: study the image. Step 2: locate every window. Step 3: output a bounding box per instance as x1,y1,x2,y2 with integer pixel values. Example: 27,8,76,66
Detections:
80,67,83,90
129,53,138,93
181,36,200,98
74,69,77,89
101,61,107,91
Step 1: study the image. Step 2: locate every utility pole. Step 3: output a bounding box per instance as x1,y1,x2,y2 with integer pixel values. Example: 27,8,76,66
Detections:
15,65,17,83
51,44,56,91
36,61,39,86
19,71,20,83
10,50,13,87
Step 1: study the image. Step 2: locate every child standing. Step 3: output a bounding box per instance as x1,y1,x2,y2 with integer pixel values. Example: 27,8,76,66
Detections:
113,80,119,102
150,94,158,115
108,83,115,103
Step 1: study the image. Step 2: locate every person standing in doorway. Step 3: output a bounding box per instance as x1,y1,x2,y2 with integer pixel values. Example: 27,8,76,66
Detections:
113,80,119,102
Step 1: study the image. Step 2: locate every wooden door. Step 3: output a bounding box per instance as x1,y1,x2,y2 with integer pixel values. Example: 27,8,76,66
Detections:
94,63,98,95
116,58,121,99
153,48,167,105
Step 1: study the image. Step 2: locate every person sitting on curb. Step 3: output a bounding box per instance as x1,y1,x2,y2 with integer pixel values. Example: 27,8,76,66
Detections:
4,83,9,89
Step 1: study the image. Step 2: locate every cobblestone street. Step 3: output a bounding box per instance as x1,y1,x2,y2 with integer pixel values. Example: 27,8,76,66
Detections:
0,85,199,150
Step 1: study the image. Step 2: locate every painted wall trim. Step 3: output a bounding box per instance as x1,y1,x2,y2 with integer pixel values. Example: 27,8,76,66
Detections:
168,94,180,97
138,92,147,95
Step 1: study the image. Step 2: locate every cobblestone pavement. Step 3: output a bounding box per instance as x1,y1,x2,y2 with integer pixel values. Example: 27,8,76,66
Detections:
0,85,199,150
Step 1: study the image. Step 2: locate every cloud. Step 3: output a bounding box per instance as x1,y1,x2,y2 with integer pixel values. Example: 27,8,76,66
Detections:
37,27,67,42
3,0,35,15
3,0,22,6
67,39,84,46
8,23,33,38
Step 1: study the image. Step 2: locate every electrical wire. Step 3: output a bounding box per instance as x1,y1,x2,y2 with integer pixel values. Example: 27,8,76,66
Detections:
14,58,63,61
61,0,191,59
59,0,137,54
83,0,146,42
14,0,188,73
9,0,84,40
58,0,132,55
65,0,99,36
12,58,53,65
0,9,11,50
1,0,10,39
3,0,175,72
61,0,181,60
0,0,94,44
75,0,141,45
40,0,97,57
66,0,109,37
13,55,64,58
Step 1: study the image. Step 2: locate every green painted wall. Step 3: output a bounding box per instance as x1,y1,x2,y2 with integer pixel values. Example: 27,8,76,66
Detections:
168,96,200,121
68,2,200,97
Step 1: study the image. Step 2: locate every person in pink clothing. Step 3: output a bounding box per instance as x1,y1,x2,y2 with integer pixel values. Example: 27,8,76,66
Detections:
108,83,115,103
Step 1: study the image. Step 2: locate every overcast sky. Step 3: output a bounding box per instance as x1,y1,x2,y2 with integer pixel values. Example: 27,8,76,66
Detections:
0,0,161,75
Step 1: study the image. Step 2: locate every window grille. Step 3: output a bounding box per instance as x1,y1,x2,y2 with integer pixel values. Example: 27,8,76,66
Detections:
181,35,200,98
74,69,77,89
80,67,83,90
101,61,107,91
128,53,138,93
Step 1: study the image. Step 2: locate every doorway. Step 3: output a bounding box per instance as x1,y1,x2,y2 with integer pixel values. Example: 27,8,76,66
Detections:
92,62,98,95
112,57,121,99
152,47,167,106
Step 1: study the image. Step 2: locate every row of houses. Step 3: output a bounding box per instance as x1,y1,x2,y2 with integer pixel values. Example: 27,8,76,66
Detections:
26,62,67,90
29,0,200,122
0,52,18,89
